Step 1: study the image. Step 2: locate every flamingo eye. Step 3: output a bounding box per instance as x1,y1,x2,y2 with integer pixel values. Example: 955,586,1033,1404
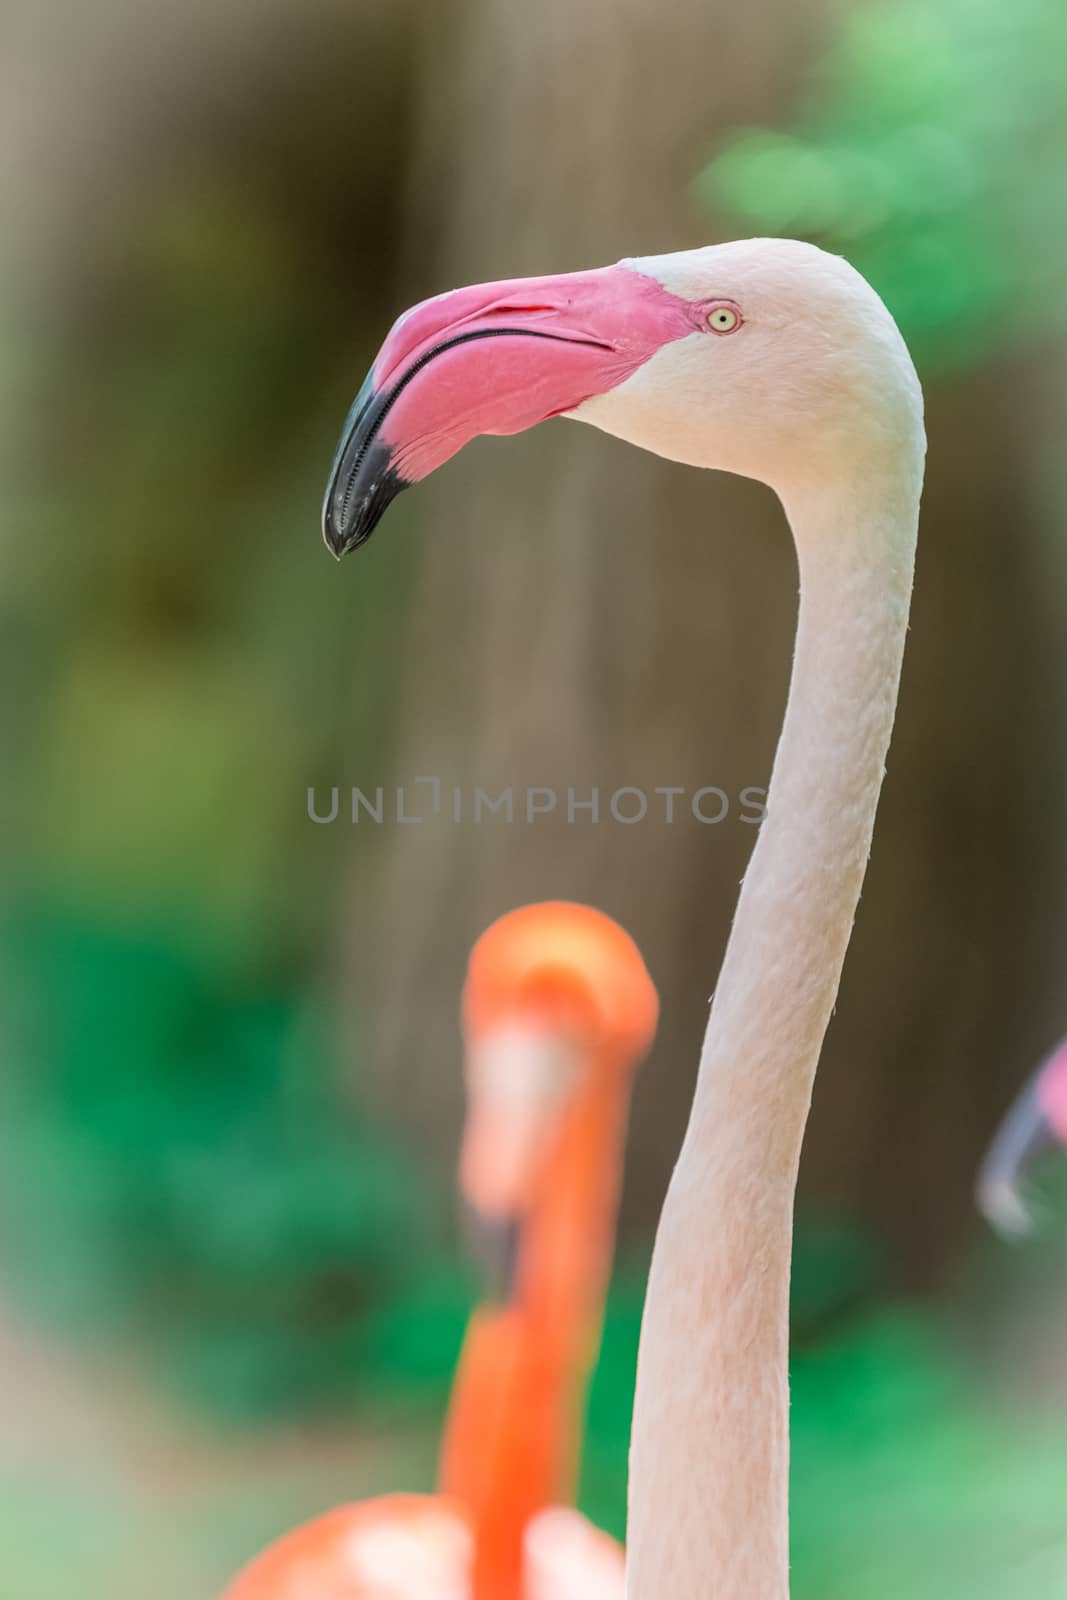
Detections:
707,303,741,334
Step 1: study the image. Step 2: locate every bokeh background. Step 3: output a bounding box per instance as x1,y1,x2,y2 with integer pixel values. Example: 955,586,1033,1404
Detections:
4,1,1067,1595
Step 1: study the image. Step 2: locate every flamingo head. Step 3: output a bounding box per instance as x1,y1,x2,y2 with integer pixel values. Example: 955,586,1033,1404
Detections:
977,1037,1067,1235
322,238,923,557
457,903,657,1295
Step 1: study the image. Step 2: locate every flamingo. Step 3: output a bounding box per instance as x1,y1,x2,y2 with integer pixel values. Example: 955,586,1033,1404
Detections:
978,1034,1067,1235
321,237,925,1599
222,902,658,1599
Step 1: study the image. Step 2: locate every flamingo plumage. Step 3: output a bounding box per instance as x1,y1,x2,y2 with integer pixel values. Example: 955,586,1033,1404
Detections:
222,903,657,1599
323,237,925,1598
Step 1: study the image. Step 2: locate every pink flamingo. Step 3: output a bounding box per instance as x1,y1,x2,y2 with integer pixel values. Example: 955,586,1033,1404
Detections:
223,903,657,1600
978,1034,1067,1234
320,238,924,1597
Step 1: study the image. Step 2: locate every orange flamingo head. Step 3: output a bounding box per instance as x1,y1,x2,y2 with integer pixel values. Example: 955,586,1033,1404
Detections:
458,903,658,1246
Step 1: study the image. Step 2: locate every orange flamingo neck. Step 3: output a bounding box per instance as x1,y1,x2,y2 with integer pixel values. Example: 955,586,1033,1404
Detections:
438,1051,630,1600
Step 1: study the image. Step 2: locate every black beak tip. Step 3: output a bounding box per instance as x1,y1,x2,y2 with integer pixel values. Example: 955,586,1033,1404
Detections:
321,443,409,562
321,508,358,561
323,521,346,561
462,1204,523,1303
321,366,411,562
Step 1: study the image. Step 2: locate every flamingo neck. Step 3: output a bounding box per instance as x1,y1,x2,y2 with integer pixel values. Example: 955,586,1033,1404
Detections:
440,1058,630,1599
626,462,922,1600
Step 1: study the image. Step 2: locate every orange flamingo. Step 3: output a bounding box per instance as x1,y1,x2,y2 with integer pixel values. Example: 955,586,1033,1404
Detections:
222,901,657,1600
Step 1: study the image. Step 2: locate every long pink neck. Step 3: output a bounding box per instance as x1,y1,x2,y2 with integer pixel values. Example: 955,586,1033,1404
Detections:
626,465,921,1599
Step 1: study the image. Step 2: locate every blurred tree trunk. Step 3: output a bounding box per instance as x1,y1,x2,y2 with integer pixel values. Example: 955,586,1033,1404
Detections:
350,0,1066,1282
806,355,1066,1281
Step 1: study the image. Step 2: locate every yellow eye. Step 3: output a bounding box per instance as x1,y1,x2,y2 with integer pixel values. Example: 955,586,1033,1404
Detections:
707,304,741,334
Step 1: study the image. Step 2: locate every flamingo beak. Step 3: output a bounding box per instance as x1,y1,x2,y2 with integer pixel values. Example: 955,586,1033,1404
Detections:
321,263,705,557
977,1042,1067,1235
463,1206,524,1304
322,367,403,558
458,1090,538,1303
456,1023,581,1299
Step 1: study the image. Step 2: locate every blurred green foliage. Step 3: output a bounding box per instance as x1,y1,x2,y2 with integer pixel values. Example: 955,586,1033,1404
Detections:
0,902,432,1417
700,0,1067,368
2,163,423,1415
788,1312,1067,1598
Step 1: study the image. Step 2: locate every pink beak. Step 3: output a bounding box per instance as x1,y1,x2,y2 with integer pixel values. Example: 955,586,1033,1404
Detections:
321,262,704,557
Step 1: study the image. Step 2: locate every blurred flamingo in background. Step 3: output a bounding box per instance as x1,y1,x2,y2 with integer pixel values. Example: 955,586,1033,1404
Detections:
978,1034,1067,1234
223,902,657,1600
441,902,658,1597
323,237,924,1597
